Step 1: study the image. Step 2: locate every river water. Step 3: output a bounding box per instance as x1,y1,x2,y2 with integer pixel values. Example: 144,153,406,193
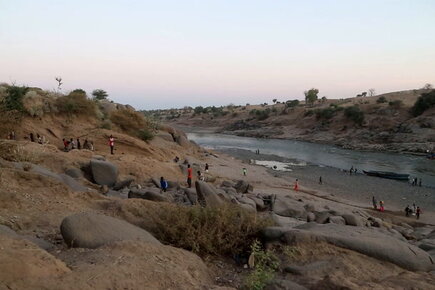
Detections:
187,132,435,188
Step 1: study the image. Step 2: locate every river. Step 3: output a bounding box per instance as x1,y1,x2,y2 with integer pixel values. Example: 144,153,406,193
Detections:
187,132,435,188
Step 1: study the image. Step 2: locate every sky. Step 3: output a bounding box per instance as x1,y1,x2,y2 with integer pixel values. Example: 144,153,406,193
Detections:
1,0,435,110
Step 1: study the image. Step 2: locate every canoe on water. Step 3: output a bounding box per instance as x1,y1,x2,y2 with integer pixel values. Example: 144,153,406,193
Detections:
363,170,409,181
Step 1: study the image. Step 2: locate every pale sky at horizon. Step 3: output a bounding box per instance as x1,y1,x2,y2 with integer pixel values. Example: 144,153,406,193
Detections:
1,0,435,110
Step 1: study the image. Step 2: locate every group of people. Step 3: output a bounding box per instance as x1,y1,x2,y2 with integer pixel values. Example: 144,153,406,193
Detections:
29,133,48,144
410,177,422,187
255,149,260,155
372,196,385,212
7,131,16,140
405,204,422,219
186,163,209,188
349,166,358,175
62,138,93,151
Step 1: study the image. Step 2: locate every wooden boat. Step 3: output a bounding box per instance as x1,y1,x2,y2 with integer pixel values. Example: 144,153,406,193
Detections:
363,170,409,181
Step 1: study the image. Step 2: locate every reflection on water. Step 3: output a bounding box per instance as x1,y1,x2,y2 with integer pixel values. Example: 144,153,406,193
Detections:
187,132,435,187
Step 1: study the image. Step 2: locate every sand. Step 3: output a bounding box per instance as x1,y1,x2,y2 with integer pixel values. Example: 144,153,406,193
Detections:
209,147,435,225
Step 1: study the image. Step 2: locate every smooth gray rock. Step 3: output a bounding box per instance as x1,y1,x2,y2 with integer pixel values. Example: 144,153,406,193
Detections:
65,168,83,179
248,196,266,211
271,214,305,228
341,214,364,227
167,181,180,189
237,195,257,212
91,155,106,161
90,159,118,186
195,181,224,208
221,180,235,188
273,196,307,219
60,212,161,249
329,216,346,225
261,226,290,242
413,227,435,240
128,188,168,202
234,180,253,193
106,190,128,199
265,279,308,290
315,211,331,224
307,212,316,222
113,177,135,190
282,223,434,272
183,188,197,205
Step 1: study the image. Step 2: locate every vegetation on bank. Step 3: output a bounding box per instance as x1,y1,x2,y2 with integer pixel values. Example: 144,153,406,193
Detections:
0,83,155,141
143,203,273,256
411,90,435,116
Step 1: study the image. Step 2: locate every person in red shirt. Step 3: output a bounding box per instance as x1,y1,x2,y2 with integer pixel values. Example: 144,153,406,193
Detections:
187,164,193,188
109,135,115,154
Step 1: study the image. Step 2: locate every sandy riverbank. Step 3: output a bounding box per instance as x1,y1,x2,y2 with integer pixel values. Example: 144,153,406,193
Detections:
210,147,435,225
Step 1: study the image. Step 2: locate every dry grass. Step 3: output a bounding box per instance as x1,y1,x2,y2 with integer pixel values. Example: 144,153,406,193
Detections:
110,109,154,141
115,200,273,256
0,141,41,163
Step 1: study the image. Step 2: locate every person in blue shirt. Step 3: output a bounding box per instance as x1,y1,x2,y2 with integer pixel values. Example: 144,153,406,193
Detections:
160,177,168,192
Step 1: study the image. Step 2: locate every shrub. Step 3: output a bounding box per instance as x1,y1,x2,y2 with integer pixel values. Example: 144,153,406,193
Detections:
92,89,108,100
56,91,97,116
144,203,272,256
411,90,435,116
0,141,41,163
100,120,112,130
304,110,314,117
138,128,154,141
388,100,403,109
376,96,387,103
344,105,364,125
315,108,336,120
245,240,280,290
286,100,300,108
4,85,29,112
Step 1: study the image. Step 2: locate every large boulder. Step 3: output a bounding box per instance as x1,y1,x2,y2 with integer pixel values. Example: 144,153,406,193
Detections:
271,214,305,228
234,180,253,193
195,181,224,208
64,168,83,179
128,188,168,202
113,177,135,190
341,214,364,227
265,279,308,290
272,196,307,219
315,211,331,224
236,195,257,212
183,188,198,205
282,223,434,272
328,216,346,225
90,159,118,186
60,212,161,249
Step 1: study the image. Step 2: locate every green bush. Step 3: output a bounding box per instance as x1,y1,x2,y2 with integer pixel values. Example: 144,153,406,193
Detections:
344,105,364,125
4,85,29,112
411,90,435,116
245,240,280,290
138,128,154,141
376,96,387,103
286,100,299,108
56,91,96,116
315,108,336,120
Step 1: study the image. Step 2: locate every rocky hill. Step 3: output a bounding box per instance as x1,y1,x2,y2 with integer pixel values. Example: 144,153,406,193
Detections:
161,89,435,153
0,84,434,289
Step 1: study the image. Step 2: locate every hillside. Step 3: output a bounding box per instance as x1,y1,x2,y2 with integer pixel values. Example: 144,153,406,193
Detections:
161,89,435,153
0,84,434,289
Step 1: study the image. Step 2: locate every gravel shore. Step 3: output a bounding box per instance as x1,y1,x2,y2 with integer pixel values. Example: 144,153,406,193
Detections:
217,148,435,224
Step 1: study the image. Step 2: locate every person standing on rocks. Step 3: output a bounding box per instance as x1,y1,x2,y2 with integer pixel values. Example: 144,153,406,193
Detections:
419,178,422,187
294,179,299,191
242,167,247,176
197,170,205,181
30,132,35,142
372,196,377,210
77,138,81,150
405,205,411,217
319,176,323,184
416,206,421,219
205,163,209,173
160,177,168,192
379,200,385,212
187,164,193,188
109,135,115,155
70,138,76,149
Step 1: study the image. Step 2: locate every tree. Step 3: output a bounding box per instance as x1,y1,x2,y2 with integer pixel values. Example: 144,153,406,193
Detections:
423,83,433,90
272,99,277,104
55,77,63,91
411,90,435,116
92,89,108,100
304,88,319,106
368,88,376,97
321,96,327,102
